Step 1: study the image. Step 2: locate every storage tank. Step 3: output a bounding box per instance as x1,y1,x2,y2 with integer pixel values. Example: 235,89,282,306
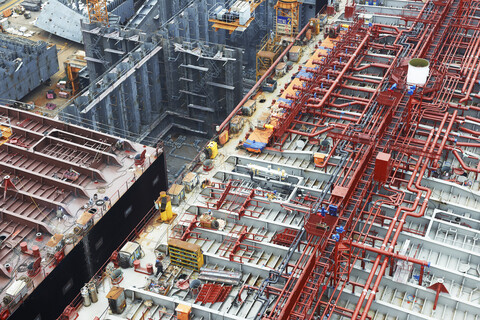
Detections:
81,286,91,307
88,282,98,303
407,58,429,86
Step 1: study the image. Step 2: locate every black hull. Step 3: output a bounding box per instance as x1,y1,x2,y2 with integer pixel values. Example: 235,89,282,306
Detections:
10,152,168,320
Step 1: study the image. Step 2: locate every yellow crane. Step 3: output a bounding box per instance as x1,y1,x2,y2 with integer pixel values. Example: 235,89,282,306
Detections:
256,0,300,80
274,0,300,38
86,0,109,25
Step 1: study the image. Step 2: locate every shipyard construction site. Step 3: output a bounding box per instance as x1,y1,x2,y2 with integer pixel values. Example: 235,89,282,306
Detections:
0,0,480,319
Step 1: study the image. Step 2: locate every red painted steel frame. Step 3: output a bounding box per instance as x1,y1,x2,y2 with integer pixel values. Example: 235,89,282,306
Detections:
258,0,480,318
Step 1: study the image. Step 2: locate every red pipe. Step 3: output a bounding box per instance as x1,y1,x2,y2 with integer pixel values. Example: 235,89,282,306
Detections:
452,149,480,174
461,29,480,78
460,11,480,101
459,126,480,136
327,101,368,108
461,8,480,78
351,127,435,319
372,24,400,34
343,75,382,84
348,241,430,267
454,141,480,148
287,126,334,138
350,63,390,72
460,64,480,103
359,112,458,319
306,32,371,111
465,115,480,124
433,110,457,167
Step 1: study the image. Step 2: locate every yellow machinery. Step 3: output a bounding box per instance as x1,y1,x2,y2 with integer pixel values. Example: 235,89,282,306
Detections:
314,153,326,166
106,287,126,314
168,239,204,271
205,141,218,159
256,0,300,80
199,213,220,229
256,38,283,80
201,179,212,189
0,125,12,146
64,53,87,97
275,0,299,38
168,184,185,205
155,191,173,222
209,0,265,33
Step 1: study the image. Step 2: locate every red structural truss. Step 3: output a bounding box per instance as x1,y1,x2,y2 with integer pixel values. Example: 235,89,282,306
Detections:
204,180,276,220
195,284,233,304
272,228,298,247
235,0,480,319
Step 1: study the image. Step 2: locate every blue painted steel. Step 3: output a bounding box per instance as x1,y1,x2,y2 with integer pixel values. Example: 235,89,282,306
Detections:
0,35,58,101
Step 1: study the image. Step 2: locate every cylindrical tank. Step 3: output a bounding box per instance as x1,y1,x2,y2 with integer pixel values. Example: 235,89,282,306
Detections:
82,286,91,307
146,263,154,274
88,283,98,303
407,58,429,86
32,245,40,257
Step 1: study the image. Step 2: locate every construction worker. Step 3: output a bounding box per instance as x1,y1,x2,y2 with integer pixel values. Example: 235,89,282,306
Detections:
155,254,164,277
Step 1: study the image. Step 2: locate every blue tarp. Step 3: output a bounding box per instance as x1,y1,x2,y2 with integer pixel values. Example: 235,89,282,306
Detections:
243,139,267,152
278,97,293,105
296,67,314,79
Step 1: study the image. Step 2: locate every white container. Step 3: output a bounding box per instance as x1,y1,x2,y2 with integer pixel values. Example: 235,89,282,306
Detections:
237,2,251,25
5,280,27,305
81,286,91,307
407,58,429,86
